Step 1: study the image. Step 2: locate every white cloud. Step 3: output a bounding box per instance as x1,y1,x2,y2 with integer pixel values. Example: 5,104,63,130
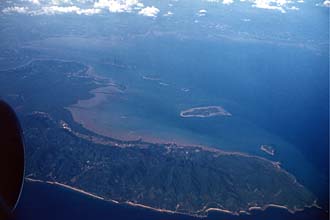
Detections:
164,11,173,16
30,6,101,15
28,0,41,4
323,0,330,7
2,0,145,15
2,0,305,16
138,6,160,17
22,0,72,5
205,0,302,13
94,0,141,13
75,0,94,3
76,8,102,15
223,0,234,4
252,0,287,13
197,9,207,16
41,6,80,14
288,5,299,10
51,0,73,5
3,6,29,14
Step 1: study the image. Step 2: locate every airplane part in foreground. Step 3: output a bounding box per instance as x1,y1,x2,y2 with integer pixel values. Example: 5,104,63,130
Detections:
0,100,25,220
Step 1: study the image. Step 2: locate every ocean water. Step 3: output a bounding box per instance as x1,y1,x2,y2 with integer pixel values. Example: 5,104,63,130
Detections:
78,36,329,206
14,181,329,220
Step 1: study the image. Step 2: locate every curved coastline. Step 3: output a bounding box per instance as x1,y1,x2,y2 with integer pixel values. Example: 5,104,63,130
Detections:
24,178,322,218
41,117,319,218
60,63,319,218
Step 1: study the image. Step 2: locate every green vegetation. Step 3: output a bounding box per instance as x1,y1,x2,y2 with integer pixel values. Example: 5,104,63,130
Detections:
23,112,315,215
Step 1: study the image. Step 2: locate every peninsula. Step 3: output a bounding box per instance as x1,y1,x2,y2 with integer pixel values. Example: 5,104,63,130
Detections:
0,59,317,217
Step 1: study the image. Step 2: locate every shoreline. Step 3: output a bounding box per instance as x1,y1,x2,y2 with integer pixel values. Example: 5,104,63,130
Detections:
55,117,322,216
57,62,321,218
24,178,322,218
24,178,202,218
59,116,282,163
66,84,206,146
57,113,312,196
65,66,230,145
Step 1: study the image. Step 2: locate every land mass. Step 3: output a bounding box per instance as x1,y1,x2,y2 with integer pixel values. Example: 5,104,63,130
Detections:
0,59,317,217
180,106,232,118
23,111,316,216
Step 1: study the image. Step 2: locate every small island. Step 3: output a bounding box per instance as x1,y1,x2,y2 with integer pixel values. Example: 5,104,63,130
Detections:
260,145,275,156
180,106,232,118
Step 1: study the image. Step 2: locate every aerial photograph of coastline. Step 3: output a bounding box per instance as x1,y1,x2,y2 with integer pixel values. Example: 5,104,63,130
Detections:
0,0,328,219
